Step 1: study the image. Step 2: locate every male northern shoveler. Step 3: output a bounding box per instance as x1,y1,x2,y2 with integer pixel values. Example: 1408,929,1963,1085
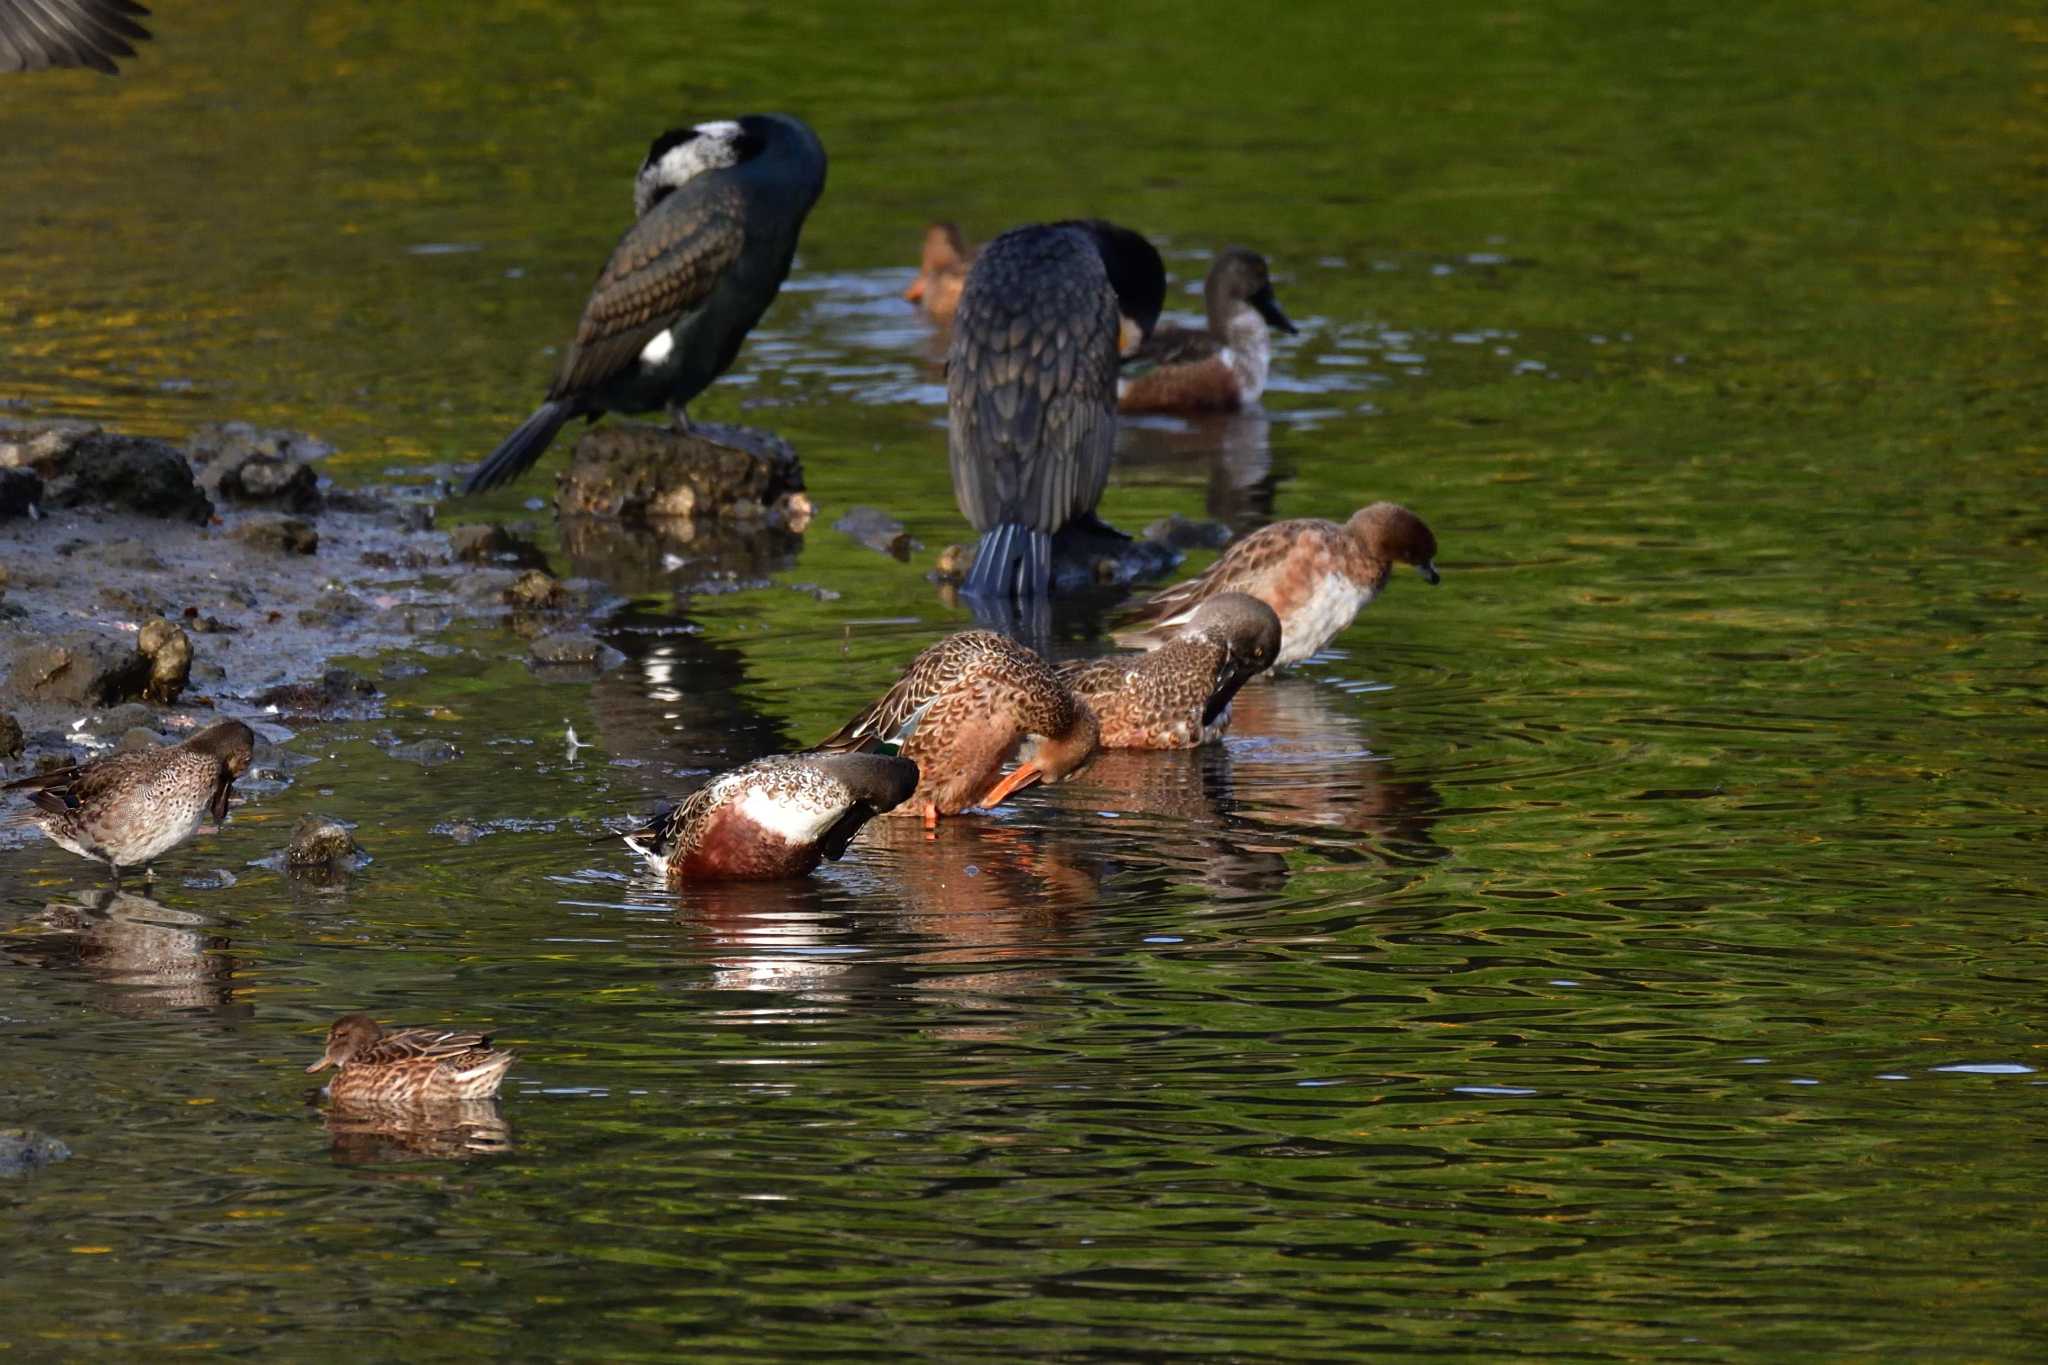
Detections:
622,751,918,883
949,220,1165,598
1118,248,1297,415
1061,593,1281,749
1115,502,1440,668
462,113,828,493
903,221,974,324
305,1014,517,1106
3,720,255,878
0,0,149,74
812,631,1099,826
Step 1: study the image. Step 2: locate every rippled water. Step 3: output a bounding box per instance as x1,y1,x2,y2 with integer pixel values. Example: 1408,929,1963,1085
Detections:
4,2,2047,1358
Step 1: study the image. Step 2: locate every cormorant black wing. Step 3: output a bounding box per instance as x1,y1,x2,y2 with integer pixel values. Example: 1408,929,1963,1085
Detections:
0,0,149,74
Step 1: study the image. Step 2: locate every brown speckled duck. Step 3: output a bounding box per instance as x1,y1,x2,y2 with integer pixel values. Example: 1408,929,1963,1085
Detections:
4,720,255,878
812,631,1099,826
622,752,919,883
1060,594,1281,749
1116,503,1439,667
305,1014,517,1106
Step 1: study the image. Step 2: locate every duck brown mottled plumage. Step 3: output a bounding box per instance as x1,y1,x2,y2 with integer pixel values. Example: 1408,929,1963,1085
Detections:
622,751,919,883
1060,594,1282,749
811,631,1099,826
903,221,974,323
305,1013,517,1106
1116,503,1440,668
1119,247,1298,414
3,720,255,874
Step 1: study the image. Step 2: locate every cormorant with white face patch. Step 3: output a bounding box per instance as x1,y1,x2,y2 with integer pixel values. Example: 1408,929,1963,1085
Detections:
463,113,827,493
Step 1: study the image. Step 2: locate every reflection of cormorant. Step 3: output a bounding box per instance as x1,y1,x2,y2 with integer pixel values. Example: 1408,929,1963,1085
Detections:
948,220,1164,599
587,619,800,784
465,114,828,493
0,0,148,74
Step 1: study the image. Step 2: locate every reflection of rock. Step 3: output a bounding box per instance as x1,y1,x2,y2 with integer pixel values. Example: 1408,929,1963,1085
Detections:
556,421,805,522
557,514,804,597
447,522,549,569
321,1099,512,1164
9,890,239,1018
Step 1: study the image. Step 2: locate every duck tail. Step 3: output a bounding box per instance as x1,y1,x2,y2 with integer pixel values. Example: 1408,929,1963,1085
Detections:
462,401,573,494
961,523,1051,599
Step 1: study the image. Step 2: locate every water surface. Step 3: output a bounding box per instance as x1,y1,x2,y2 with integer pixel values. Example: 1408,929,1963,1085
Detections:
2,2,2045,1358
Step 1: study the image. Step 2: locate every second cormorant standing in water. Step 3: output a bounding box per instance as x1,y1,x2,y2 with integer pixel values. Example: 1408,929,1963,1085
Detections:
464,113,827,494
947,220,1164,599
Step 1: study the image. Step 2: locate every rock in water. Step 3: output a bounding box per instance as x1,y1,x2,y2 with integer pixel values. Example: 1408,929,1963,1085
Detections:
556,421,804,522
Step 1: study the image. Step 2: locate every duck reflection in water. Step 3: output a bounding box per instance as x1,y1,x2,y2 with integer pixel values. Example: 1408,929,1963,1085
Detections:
320,1101,513,1165
8,889,242,1019
1224,680,1448,862
1116,406,1285,532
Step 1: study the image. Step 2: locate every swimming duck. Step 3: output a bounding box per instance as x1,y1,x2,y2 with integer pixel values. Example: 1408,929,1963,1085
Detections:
3,720,254,878
948,219,1165,598
1060,593,1281,749
463,113,828,493
305,1014,518,1106
1115,502,1439,668
622,751,919,883
0,0,147,73
812,631,1099,826
1118,248,1297,414
902,221,974,324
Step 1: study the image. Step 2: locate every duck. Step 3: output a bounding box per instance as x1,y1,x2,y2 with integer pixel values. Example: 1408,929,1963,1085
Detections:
812,631,1099,826
463,113,828,493
622,751,919,883
0,0,147,73
3,720,254,878
1060,593,1281,749
305,1014,517,1106
948,219,1165,598
1115,502,1440,668
1118,248,1297,414
902,221,974,324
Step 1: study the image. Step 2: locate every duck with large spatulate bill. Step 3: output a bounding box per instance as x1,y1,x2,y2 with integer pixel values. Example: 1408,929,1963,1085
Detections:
622,752,919,883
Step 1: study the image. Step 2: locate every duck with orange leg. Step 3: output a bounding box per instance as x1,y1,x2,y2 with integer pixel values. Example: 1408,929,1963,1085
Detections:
903,221,974,324
1061,593,1281,749
622,752,918,884
812,631,1099,827
1118,247,1297,414
1115,502,1440,668
305,1014,517,1107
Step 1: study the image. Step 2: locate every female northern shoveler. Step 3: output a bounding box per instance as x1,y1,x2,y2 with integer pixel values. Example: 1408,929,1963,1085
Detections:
1115,502,1440,668
1060,593,1281,749
305,1013,517,1106
622,752,919,883
903,221,974,324
3,719,255,878
949,219,1165,598
1118,248,1297,414
812,631,1099,826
